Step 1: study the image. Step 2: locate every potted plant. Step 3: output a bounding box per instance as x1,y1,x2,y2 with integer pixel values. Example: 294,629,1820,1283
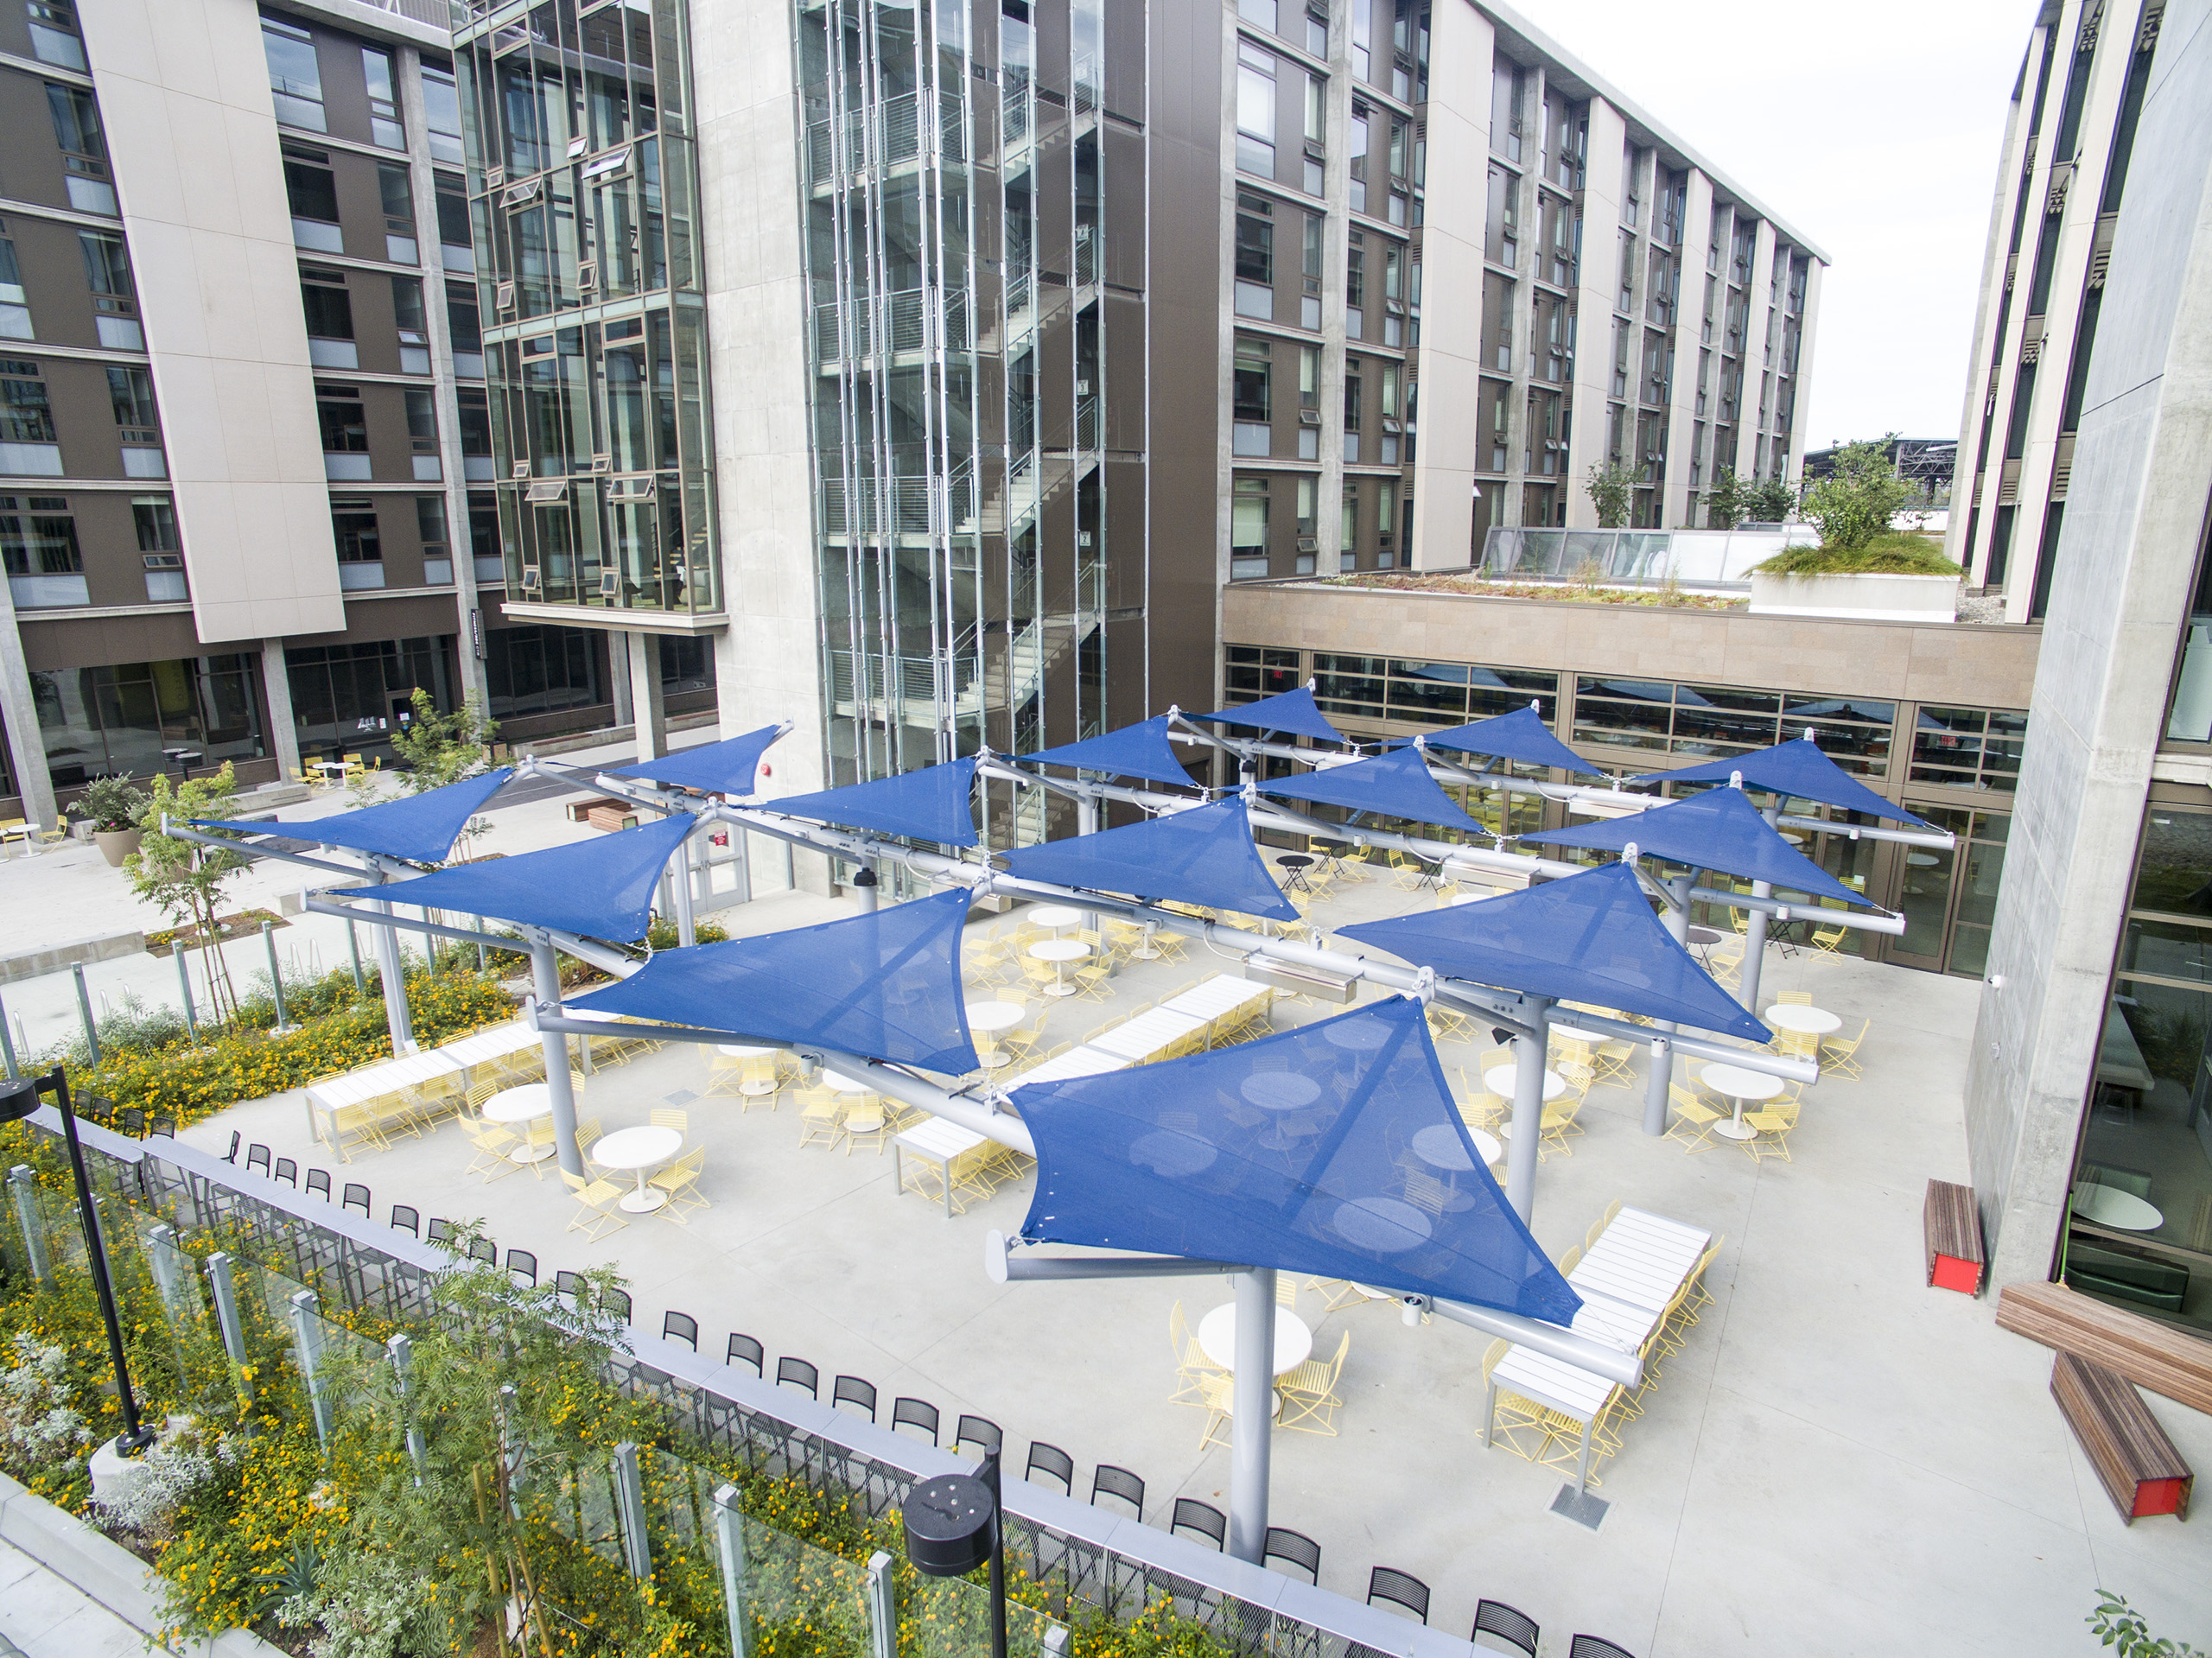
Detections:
79,773,149,867
1748,435,1961,621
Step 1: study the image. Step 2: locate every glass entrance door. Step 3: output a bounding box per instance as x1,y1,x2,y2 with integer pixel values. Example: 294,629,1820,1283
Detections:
1888,806,2009,975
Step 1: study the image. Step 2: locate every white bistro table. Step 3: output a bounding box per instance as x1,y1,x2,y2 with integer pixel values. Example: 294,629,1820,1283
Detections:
1409,1122,1501,1210
1028,905,1084,935
482,1083,556,1162
1699,1061,1784,1141
1198,1303,1313,1378
1764,1005,1842,1038
716,1044,782,1096
1088,1007,1207,1064
592,1124,683,1211
1331,1196,1433,1254
1241,1070,1321,1148
1483,1063,1567,1140
1028,938,1090,996
965,1001,1026,1069
2072,1183,2163,1231
894,1117,991,1217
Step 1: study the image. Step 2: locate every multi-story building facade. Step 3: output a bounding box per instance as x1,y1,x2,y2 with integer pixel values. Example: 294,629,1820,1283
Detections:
1961,0,2212,1337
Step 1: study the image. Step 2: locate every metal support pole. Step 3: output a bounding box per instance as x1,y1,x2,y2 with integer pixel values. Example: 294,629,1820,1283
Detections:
289,1287,333,1445
143,1222,194,1324
1075,795,1102,936
713,1483,753,1658
865,1550,897,1658
365,857,415,1054
388,1333,426,1478
8,1165,48,1285
1228,1267,1274,1564
173,947,199,1043
206,1250,249,1396
674,829,696,948
262,921,290,1029
72,964,99,1064
44,1075,152,1453
854,865,879,912
529,939,582,1177
1738,804,1782,1013
611,1441,652,1581
1503,999,1551,1223
981,1454,1007,1658
1644,872,1697,1136
0,991,18,1079
346,919,365,995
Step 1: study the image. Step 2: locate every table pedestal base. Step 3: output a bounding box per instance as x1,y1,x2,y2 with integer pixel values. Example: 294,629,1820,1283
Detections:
1709,1119,1759,1141
619,1187,668,1213
509,1144,557,1164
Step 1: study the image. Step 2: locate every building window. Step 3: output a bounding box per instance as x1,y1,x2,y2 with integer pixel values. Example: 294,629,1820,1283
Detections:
1231,477,1270,581
421,64,465,164
35,653,264,785
262,16,326,132
483,625,602,721
44,80,113,213
316,384,368,454
26,1,86,69
331,500,383,589
285,636,449,754
1910,706,2028,791
78,231,139,348
283,149,339,226
107,365,157,441
0,494,79,575
0,237,30,340
362,45,404,148
1236,42,1277,178
1232,336,1272,457
1234,194,1274,320
300,270,354,352
0,365,54,446
1573,676,1897,774
1224,643,1300,701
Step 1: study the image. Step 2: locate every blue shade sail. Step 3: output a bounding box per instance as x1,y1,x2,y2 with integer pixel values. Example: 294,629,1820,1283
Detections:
569,887,980,1076
996,797,1300,921
1414,707,1607,777
1256,745,1490,835
601,726,783,797
1014,997,1580,1322
193,767,515,865
1630,734,1936,828
1016,717,1204,791
1191,686,1349,746
1340,863,1770,1041
759,758,980,848
1519,785,1871,906
371,812,692,941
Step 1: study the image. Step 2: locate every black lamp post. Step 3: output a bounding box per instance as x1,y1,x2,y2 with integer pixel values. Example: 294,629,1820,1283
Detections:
0,1067,156,1456
902,1452,1007,1658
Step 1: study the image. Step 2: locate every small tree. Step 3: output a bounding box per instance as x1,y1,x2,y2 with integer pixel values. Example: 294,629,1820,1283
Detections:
1746,476,1800,524
390,687,499,794
127,766,250,1021
1702,468,1748,530
1801,435,1911,550
1583,461,1637,529
78,773,148,833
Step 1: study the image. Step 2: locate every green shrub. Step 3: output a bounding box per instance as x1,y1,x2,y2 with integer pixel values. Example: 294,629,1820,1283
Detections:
1752,534,1961,577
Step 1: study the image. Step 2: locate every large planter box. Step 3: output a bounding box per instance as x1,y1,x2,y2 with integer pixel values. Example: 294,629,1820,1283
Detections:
1748,570,1958,622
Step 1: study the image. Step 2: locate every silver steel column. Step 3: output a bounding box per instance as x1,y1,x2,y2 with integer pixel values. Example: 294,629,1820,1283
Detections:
529,938,582,1177
1503,997,1551,1222
1738,803,1783,1013
1644,871,1698,1135
1228,1267,1275,1564
365,855,416,1053
673,826,697,948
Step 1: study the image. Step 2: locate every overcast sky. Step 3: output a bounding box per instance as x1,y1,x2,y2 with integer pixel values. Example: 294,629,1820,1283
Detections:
1529,0,2030,451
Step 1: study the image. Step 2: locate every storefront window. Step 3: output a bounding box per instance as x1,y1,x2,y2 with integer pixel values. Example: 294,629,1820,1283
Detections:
284,636,451,759
34,656,264,785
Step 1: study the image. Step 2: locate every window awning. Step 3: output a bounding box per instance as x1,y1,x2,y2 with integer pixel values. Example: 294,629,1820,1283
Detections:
1630,734,1935,828
1016,716,1203,791
1191,687,1348,746
1519,785,1872,906
601,725,783,797
370,811,691,941
1340,863,1770,1041
758,757,980,848
568,886,979,1077
996,797,1299,920
1014,996,1579,1321
1408,707,1607,778
194,766,517,865
1256,744,1489,836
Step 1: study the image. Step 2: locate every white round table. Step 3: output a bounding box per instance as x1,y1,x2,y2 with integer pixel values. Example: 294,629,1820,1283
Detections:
1129,1128,1217,1177
1412,1121,1501,1172
1241,1071,1322,1150
1029,905,1084,934
592,1124,684,1211
1322,1017,1392,1055
1906,852,1941,868
1484,1064,1567,1104
2072,1184,2163,1232
1028,938,1090,996
717,1043,781,1095
1128,919,1164,961
1197,1303,1313,1375
1331,1196,1433,1254
482,1083,556,1162
966,1001,1025,1069
1764,1005,1842,1037
1700,1062,1785,1140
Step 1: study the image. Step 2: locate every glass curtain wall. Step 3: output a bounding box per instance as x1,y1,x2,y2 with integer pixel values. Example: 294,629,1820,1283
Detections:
456,0,718,618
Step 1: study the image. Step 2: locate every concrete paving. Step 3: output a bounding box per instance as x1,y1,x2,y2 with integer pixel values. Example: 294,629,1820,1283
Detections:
159,869,2212,1658
0,1539,155,1658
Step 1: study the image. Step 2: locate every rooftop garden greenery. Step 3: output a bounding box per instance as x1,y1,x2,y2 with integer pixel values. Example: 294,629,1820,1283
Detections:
1751,535,1963,578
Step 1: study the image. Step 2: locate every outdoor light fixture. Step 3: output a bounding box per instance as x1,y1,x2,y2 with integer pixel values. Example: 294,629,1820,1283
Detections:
0,1069,156,1457
902,1453,1007,1658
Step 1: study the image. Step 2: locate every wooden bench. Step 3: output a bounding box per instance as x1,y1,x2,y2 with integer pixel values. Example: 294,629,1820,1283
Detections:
1923,1178,1984,1294
2050,1351,2192,1522
565,797,645,834
1997,1281,2212,1413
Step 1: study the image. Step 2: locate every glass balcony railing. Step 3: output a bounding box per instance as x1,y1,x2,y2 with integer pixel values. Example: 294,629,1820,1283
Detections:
1480,525,1815,589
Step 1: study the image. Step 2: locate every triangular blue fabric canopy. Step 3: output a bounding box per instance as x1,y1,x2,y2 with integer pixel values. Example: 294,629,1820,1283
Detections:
1630,734,1936,828
601,726,782,797
1256,745,1489,835
1520,786,1871,906
1014,997,1578,1320
761,758,979,848
996,797,1299,920
1191,687,1348,746
1414,707,1607,778
370,811,691,940
1016,717,1203,792
568,887,979,1076
1341,864,1769,1041
194,767,515,865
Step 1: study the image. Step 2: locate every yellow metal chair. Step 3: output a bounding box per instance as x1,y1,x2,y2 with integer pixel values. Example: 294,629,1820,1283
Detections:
796,1087,843,1149
1536,1096,1581,1159
1823,1019,1869,1079
465,1121,522,1181
649,1107,689,1134
1195,1371,1237,1452
1168,1300,1224,1404
562,1169,628,1242
650,1146,709,1221
1665,1083,1722,1153
1277,1328,1351,1436
1588,1035,1637,1089
1742,1100,1800,1162
1777,991,1812,1006
704,1052,747,1097
841,1097,890,1155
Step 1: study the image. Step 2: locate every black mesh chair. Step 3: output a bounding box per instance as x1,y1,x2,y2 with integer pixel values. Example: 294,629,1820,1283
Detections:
776,1357,818,1398
832,1375,877,1421
891,1397,939,1444
1368,1568,1430,1625
304,1169,331,1201
604,1287,632,1323
390,1204,420,1238
340,1183,371,1217
246,1143,271,1176
662,1311,699,1351
149,1115,175,1139
957,1415,1002,1459
505,1248,537,1288
1170,1498,1226,1551
1567,1638,1636,1658
425,1218,454,1247
119,1107,146,1139
1473,1601,1541,1658
1090,1465,1144,1521
555,1269,582,1304
467,1237,497,1266
1024,1441,1073,1495
273,1156,298,1187
726,1333,765,1376
222,1131,240,1164
1262,1528,1320,1584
